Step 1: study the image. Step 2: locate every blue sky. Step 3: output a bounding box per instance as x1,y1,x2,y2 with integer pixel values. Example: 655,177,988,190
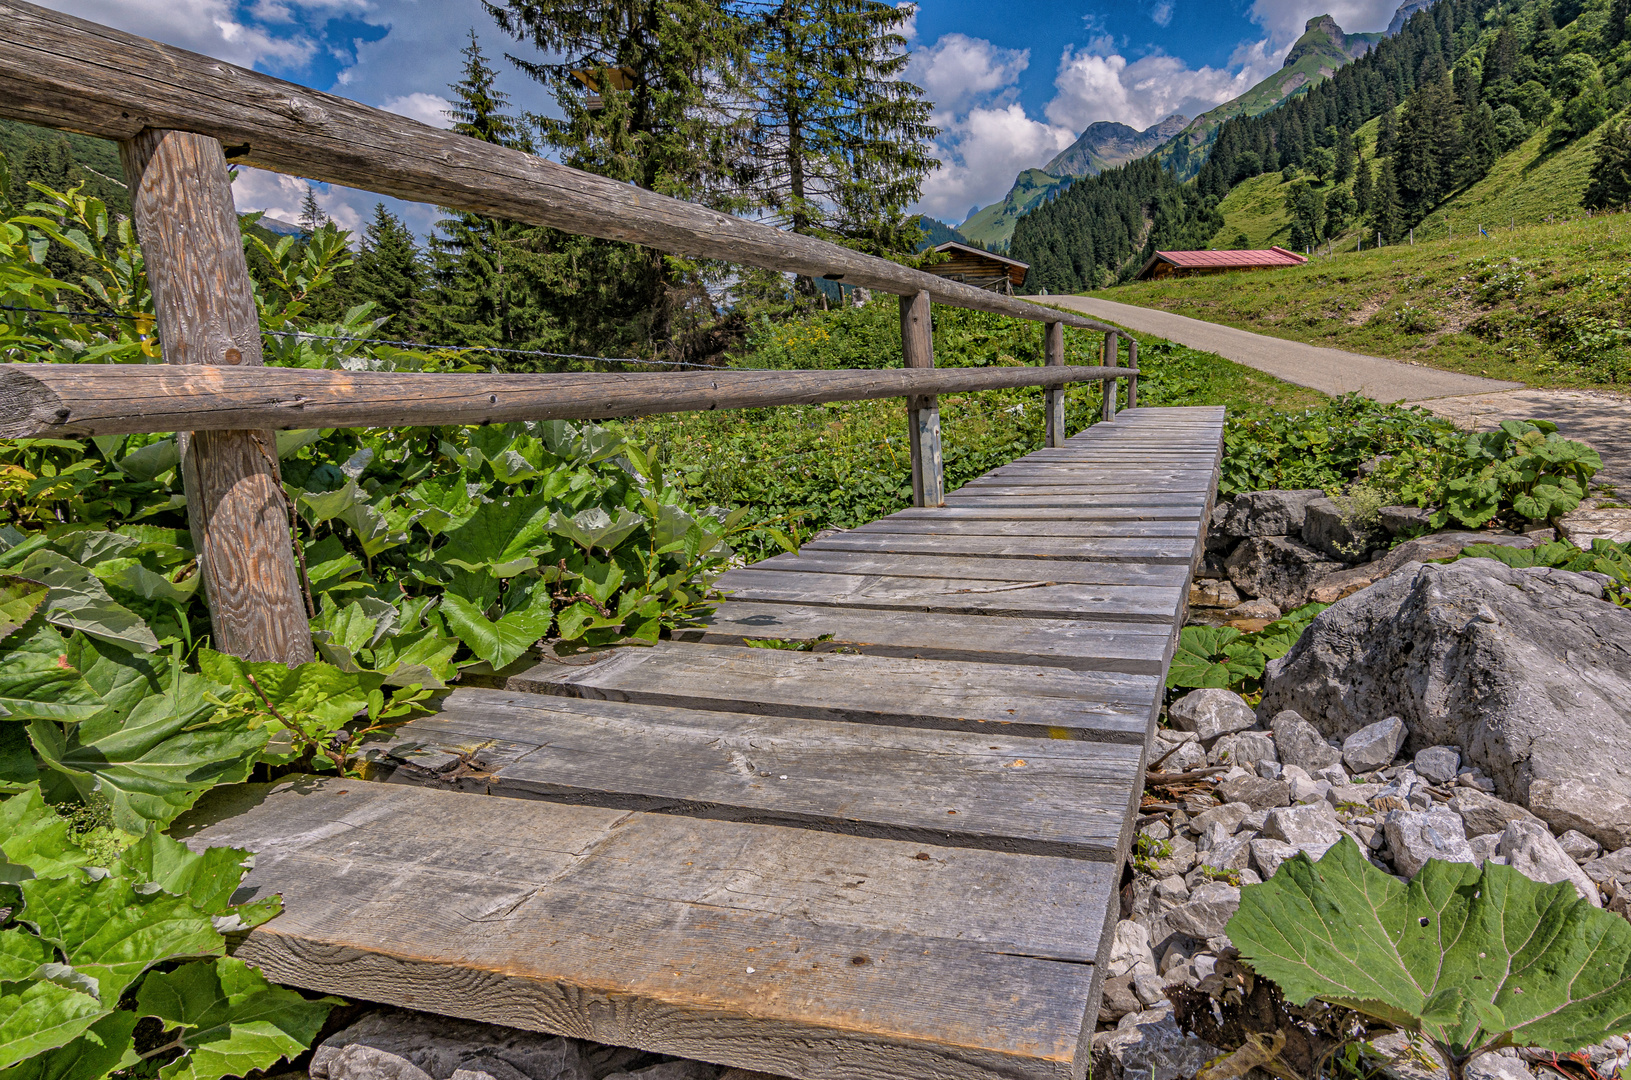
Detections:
36,0,1403,231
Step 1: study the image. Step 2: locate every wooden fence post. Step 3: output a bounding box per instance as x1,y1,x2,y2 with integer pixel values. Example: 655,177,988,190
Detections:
1043,321,1066,448
1101,331,1119,423
119,129,314,664
1125,338,1139,410
900,290,943,507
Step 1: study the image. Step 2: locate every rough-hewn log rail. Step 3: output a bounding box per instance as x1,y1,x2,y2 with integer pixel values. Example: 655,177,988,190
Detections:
0,362,1134,439
0,0,1110,333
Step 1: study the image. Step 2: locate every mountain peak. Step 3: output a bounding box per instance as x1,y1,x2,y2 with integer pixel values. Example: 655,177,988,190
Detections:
1283,14,1381,69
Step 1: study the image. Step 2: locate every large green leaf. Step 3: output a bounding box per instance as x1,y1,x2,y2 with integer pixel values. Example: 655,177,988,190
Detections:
136,957,337,1080
0,1010,140,1080
547,506,642,554
1167,625,1265,689
10,551,157,653
1228,837,1631,1061
197,652,377,731
18,871,224,1004
0,928,55,980
0,620,104,723
441,591,554,669
90,559,201,605
437,493,556,576
0,577,50,641
0,785,91,884
26,670,266,832
0,980,107,1071
114,831,280,931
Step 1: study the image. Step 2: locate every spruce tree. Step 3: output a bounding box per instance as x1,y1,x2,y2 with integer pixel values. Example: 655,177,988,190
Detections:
298,185,328,234
1376,106,1399,156
354,203,426,336
1334,131,1356,183
1611,0,1629,46
1583,121,1631,208
746,0,938,259
1373,157,1404,243
1354,156,1374,215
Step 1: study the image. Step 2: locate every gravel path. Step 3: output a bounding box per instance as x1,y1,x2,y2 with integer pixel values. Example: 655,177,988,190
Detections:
1050,295,1521,400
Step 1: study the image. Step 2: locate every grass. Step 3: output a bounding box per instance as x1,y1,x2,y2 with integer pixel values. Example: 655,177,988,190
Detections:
615,299,1324,561
1090,208,1631,390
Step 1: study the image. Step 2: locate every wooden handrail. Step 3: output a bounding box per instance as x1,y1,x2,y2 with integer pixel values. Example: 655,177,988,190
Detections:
0,1,1110,332
0,362,1137,440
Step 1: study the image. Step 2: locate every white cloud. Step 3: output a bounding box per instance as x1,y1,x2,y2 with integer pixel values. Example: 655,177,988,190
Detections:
382,92,454,129
1152,1,1175,28
1045,45,1275,133
907,33,1031,118
919,103,1076,222
42,0,319,68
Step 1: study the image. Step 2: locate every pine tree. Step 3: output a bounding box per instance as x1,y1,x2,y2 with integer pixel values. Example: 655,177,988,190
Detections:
1583,121,1631,208
1483,24,1519,85
298,185,328,234
1354,156,1374,215
1373,157,1404,243
1395,74,1460,218
1334,131,1356,183
354,203,425,336
1611,0,1630,46
746,0,938,259
1376,106,1399,156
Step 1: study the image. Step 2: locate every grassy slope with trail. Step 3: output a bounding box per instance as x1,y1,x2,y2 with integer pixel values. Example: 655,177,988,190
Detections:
1090,205,1631,390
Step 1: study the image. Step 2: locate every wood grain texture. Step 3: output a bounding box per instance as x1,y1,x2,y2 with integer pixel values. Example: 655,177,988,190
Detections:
179,779,1113,1080
900,291,944,509
754,549,1188,586
119,129,311,664
1044,322,1065,449
714,567,1183,622
507,642,1160,742
801,532,1198,564
0,0,1114,335
1126,340,1139,409
847,520,1197,537
0,361,1132,439
1101,333,1119,423
372,687,1144,859
680,601,1174,673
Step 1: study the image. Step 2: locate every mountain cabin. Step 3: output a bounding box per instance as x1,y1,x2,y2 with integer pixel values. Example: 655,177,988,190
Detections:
1135,246,1308,280
927,241,1029,294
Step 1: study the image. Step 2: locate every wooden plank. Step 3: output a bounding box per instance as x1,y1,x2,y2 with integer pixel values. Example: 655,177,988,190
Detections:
119,128,312,664
1101,332,1118,422
943,495,1205,509
0,362,1132,440
952,482,1215,497
873,506,1201,522
847,519,1197,538
0,1,1117,334
508,642,1160,742
801,532,1197,563
682,601,1174,674
179,780,1116,1080
1044,321,1065,449
902,291,944,508
752,550,1189,587
715,567,1182,622
371,688,1143,860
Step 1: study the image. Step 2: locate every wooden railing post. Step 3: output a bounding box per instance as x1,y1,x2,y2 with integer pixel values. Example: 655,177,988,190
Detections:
1101,331,1119,423
1043,321,1066,448
119,129,313,664
900,290,943,507
1125,337,1139,409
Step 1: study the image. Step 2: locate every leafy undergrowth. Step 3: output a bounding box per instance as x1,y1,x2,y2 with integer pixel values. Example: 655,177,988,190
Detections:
1090,209,1631,388
1168,603,1330,695
1225,839,1631,1080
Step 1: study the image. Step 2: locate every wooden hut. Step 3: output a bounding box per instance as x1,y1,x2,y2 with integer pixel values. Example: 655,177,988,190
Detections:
927,241,1028,295
1134,246,1307,280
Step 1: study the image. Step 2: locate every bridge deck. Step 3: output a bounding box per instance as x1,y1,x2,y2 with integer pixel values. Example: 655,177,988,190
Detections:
178,406,1225,1080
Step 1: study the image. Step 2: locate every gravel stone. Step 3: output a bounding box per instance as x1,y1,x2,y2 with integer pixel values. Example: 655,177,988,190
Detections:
1413,746,1462,785
1198,834,1253,873
1498,820,1601,905
1446,790,1545,838
1384,807,1476,877
1216,775,1291,810
1163,883,1241,939
1108,919,1158,978
1210,732,1277,768
1342,717,1409,774
1557,830,1602,862
1191,802,1253,835
1168,689,1258,741
313,1011,595,1080
1527,779,1631,851
1269,710,1343,772
1092,1010,1219,1080
1264,804,1343,847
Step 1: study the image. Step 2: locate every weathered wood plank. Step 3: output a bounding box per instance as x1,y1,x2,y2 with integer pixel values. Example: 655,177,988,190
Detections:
752,550,1189,587
847,519,1197,538
119,128,312,664
0,1,1115,335
681,601,1174,673
508,642,1159,742
371,688,1144,860
902,291,944,509
1044,321,1065,449
943,495,1205,509
180,780,1115,1080
872,506,1202,522
801,532,1198,563
715,567,1183,622
0,362,1132,440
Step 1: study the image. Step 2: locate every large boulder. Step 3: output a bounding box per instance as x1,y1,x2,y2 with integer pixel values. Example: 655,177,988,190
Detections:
1259,559,1631,840
1168,689,1257,741
1221,490,1325,539
1302,497,1385,562
1306,531,1541,604
1225,537,1346,608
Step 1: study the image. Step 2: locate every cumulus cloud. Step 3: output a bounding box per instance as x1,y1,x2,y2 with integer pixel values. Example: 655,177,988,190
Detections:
1045,45,1276,133
906,33,1031,118
41,0,320,69
918,103,1076,222
1248,0,1402,50
382,92,454,129
1151,1,1175,28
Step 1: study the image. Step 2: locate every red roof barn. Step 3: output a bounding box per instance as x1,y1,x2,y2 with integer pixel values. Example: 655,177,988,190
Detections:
1135,246,1308,280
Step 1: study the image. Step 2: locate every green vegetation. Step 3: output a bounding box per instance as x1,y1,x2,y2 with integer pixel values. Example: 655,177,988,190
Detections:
1229,839,1631,1080
1092,212,1631,387
1167,603,1330,693
958,169,1067,249
1462,536,1631,603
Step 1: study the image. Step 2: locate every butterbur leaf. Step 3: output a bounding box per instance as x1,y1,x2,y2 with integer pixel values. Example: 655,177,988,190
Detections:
548,506,642,554
441,592,554,669
438,494,555,576
10,551,158,653
0,998,137,1080
0,576,51,640
0,784,91,884
0,928,55,980
136,957,338,1080
111,438,179,483
90,559,200,605
114,831,274,927
0,980,108,1071
1228,837,1631,1062
1168,626,1264,689
0,620,104,723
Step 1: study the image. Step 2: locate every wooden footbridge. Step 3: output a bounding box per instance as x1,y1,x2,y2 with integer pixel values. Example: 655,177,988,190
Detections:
0,7,1224,1079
